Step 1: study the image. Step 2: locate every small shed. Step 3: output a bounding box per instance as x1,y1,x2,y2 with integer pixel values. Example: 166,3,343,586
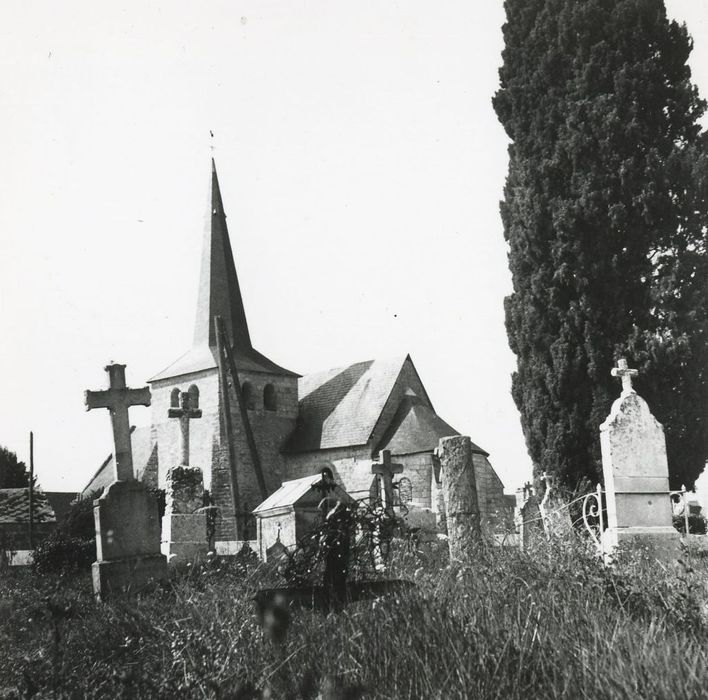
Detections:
254,473,354,561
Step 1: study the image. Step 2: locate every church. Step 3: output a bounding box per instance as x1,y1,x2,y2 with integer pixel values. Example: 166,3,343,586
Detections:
82,159,509,550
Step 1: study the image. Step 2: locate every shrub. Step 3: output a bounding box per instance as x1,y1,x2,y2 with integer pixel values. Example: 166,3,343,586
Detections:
673,513,708,535
33,491,101,574
32,532,95,575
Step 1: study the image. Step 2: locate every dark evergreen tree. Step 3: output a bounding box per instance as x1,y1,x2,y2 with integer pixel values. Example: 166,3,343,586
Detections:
493,0,707,489
0,445,29,488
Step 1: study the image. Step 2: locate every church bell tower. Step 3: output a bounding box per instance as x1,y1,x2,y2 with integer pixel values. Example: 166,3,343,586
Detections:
148,159,299,549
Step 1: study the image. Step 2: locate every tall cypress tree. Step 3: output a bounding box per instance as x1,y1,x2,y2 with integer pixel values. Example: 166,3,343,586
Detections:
494,0,707,489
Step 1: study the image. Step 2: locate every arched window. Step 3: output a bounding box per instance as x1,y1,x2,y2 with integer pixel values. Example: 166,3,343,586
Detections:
188,384,200,409
170,388,181,408
242,381,256,410
263,384,277,412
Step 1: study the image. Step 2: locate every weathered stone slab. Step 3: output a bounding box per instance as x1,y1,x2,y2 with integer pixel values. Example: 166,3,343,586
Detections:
161,466,208,563
93,480,167,599
600,360,679,563
437,435,481,562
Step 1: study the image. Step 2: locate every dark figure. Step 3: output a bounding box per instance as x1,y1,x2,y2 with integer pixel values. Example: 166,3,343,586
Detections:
321,501,351,598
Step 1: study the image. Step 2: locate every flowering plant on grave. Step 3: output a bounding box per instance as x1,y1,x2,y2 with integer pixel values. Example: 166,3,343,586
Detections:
279,497,406,587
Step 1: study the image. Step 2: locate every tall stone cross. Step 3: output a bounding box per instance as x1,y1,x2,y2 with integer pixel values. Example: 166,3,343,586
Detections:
371,449,403,511
85,363,151,481
611,358,638,395
168,392,202,466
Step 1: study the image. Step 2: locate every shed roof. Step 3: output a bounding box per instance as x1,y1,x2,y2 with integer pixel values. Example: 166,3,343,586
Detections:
254,474,353,514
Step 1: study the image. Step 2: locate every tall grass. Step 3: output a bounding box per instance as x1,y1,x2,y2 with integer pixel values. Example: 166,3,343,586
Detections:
1,536,707,698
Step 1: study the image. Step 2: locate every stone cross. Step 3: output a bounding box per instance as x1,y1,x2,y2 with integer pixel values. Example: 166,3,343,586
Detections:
371,449,403,511
611,358,638,395
85,363,151,481
168,392,202,466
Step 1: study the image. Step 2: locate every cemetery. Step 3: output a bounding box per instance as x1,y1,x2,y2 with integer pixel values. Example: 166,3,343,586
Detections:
2,1,708,698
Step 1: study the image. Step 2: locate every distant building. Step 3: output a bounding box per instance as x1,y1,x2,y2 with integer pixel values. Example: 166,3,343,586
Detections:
0,488,57,565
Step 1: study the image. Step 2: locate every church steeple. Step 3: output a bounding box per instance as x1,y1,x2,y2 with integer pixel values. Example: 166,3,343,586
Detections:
193,159,252,350
149,157,299,383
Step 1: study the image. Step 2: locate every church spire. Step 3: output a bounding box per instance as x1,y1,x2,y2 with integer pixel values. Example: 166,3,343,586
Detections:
149,155,298,383
193,159,252,350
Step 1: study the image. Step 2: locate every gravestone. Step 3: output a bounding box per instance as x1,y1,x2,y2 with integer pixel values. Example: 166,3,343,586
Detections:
600,359,679,563
161,393,207,562
161,467,208,562
86,363,167,600
437,435,481,562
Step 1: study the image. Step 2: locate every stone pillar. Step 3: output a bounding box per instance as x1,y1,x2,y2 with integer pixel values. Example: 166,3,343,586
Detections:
600,384,679,564
437,436,481,562
92,481,167,601
161,466,208,563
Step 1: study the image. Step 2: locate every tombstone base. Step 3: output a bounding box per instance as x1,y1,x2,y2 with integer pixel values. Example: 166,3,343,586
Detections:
603,526,680,565
92,553,168,601
162,542,208,563
161,513,208,563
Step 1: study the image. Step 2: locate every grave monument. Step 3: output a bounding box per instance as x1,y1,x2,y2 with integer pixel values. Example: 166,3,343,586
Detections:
437,435,481,561
600,359,679,563
161,392,208,562
85,363,167,600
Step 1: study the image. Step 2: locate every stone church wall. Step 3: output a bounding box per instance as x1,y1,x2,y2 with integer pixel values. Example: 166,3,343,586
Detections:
150,367,298,543
395,453,435,508
473,454,510,534
284,445,373,501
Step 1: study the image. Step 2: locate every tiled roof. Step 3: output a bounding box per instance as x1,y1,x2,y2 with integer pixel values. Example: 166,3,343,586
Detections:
0,489,56,524
284,356,409,453
377,397,488,456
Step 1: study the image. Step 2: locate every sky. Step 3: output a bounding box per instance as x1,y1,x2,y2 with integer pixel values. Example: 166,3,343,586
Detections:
0,1,706,493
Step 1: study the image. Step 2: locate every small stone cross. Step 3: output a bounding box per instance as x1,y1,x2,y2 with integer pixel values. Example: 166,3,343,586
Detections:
85,364,151,481
168,392,202,466
371,449,403,512
611,358,638,395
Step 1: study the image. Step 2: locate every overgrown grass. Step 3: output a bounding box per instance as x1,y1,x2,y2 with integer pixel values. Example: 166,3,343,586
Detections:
2,537,708,699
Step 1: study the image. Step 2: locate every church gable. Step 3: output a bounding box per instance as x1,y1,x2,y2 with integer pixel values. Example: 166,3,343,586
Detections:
376,398,461,456
367,355,436,452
